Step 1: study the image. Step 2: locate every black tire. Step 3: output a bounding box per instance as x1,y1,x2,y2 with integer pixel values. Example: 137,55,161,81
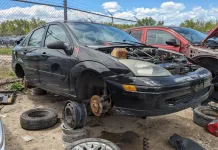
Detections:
31,88,47,95
63,101,87,130
193,106,218,127
20,108,58,130
65,138,121,150
62,127,88,143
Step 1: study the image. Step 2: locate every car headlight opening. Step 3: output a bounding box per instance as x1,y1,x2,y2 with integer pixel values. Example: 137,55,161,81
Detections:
119,59,172,77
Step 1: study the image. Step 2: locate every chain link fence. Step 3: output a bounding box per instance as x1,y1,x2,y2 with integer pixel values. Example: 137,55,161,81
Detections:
0,0,136,80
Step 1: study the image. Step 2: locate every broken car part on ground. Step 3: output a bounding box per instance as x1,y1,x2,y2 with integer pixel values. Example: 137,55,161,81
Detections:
169,134,205,150
12,21,212,117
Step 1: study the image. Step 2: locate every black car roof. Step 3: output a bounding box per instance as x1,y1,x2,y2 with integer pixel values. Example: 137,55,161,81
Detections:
41,21,110,27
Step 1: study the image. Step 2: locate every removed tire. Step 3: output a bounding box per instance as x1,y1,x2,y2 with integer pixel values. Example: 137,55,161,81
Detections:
63,101,87,129
31,88,47,95
65,138,121,150
193,106,218,127
62,126,88,143
20,108,58,130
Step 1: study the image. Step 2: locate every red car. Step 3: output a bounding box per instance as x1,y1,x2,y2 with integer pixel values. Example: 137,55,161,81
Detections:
125,26,218,82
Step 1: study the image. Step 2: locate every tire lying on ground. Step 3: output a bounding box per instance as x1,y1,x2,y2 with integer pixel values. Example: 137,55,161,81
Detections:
62,126,88,143
20,108,58,130
31,88,47,95
65,138,121,150
193,106,218,127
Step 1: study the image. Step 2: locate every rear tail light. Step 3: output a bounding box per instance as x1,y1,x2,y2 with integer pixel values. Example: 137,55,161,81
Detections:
207,119,218,137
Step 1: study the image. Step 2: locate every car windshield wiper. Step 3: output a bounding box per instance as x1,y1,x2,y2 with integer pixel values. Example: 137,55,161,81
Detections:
105,41,137,46
123,40,156,48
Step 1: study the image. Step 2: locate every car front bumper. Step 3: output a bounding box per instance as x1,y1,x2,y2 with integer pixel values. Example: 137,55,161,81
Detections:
105,68,212,117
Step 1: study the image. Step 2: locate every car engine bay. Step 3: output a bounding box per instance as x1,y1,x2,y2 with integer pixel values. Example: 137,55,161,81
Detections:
98,46,200,75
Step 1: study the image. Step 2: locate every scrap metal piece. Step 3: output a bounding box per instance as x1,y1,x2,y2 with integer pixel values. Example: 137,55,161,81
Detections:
0,91,16,104
208,101,218,112
143,138,149,150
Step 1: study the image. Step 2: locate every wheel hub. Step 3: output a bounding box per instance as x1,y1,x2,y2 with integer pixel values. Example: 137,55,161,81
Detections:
90,95,112,117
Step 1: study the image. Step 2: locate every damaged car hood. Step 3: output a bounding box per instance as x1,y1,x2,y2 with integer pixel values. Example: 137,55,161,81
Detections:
202,26,218,44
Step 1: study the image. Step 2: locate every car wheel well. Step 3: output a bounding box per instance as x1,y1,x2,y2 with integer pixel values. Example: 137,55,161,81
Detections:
76,71,105,101
15,64,25,78
195,57,218,81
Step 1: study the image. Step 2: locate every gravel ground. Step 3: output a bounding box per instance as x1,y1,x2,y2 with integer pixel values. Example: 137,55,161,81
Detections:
0,87,217,150
0,56,218,150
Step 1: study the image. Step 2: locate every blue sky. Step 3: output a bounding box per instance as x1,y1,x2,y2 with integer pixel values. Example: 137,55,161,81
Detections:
1,0,218,25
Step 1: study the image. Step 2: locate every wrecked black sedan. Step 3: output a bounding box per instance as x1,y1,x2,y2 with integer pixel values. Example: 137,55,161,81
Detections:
12,21,212,117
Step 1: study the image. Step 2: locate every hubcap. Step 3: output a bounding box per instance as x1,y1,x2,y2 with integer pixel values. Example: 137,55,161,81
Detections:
70,142,114,150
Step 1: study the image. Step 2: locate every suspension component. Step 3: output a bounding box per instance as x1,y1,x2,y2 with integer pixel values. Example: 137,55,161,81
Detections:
90,95,112,117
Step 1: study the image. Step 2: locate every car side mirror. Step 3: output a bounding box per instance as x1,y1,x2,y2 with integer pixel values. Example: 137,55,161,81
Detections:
166,39,179,47
47,41,73,55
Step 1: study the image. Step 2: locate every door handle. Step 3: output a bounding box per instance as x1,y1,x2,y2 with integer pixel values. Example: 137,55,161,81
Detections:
23,50,27,55
42,52,46,55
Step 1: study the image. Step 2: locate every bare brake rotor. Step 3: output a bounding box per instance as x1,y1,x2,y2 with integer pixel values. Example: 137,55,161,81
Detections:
90,95,112,116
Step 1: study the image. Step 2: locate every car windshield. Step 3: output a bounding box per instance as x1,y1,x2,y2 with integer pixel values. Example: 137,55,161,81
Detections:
67,22,139,46
171,27,206,45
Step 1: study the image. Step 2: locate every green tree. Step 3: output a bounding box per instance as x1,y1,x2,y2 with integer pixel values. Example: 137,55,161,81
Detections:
0,18,45,36
180,19,218,32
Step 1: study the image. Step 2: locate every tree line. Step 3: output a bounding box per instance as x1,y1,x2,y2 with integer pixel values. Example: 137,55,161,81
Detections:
0,18,45,36
180,19,218,32
1,17,218,36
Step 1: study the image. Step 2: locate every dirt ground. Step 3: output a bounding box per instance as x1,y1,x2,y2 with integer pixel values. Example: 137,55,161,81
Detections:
0,55,218,150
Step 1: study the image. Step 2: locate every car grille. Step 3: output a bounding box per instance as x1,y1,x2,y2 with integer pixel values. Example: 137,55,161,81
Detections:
165,87,210,106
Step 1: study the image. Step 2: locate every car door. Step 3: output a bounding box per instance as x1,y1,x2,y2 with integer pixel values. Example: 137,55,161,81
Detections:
145,29,180,52
19,27,46,83
39,23,72,93
129,29,144,41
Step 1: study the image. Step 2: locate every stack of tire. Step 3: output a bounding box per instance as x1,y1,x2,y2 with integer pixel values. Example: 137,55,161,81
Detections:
193,106,218,127
62,101,89,144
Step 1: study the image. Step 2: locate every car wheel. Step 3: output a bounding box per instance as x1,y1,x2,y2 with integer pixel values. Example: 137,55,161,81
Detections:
65,138,121,150
20,108,58,130
193,106,218,127
63,101,87,129
31,88,47,95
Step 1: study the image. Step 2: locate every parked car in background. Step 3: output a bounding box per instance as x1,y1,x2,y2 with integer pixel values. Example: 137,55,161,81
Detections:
125,26,218,82
12,21,211,117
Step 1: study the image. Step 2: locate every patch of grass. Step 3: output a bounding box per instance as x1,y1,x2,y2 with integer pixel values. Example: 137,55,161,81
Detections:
0,67,13,79
9,82,24,91
8,71,15,77
0,48,12,55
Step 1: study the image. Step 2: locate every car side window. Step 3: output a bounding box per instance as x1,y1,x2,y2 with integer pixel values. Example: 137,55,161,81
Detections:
28,27,45,47
21,36,29,47
146,30,177,45
130,30,142,41
45,25,70,46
